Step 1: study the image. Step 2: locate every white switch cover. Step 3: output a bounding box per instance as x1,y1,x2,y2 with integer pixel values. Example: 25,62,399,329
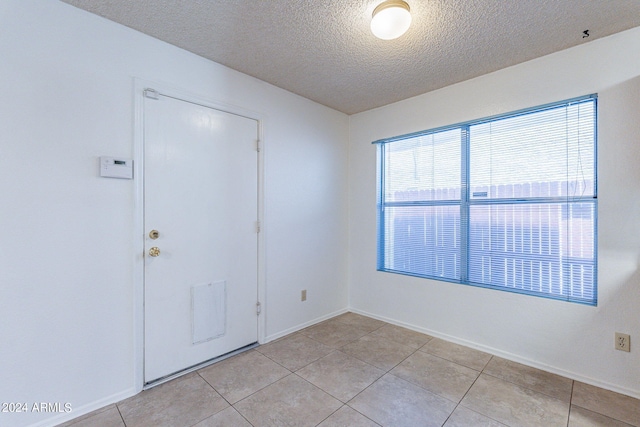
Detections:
100,156,133,179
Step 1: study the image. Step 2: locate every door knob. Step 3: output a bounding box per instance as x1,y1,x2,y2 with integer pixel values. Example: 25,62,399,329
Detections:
149,247,161,257
149,230,160,240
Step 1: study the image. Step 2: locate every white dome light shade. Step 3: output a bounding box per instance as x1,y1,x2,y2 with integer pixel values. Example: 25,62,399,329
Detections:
371,0,412,40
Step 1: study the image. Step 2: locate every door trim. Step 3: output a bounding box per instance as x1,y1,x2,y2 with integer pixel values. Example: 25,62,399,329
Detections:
133,78,266,392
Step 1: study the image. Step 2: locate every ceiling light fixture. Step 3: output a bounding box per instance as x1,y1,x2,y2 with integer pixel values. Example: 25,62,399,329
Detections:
370,0,412,40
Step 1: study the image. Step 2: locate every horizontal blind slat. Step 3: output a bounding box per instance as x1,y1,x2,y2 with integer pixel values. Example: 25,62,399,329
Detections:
377,96,597,305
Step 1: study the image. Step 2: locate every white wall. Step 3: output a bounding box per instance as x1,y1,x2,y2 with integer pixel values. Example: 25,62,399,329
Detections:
0,1,348,426
3,1,638,425
349,27,640,398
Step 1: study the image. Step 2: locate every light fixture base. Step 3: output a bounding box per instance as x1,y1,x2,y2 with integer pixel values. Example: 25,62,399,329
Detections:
372,0,410,17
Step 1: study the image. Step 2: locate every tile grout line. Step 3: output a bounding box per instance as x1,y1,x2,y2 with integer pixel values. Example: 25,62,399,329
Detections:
274,317,425,425
71,313,640,427
313,404,345,427
416,346,489,372
195,352,299,426
252,345,303,372
115,404,127,427
291,361,363,404
301,320,636,427
196,370,236,408
341,401,384,427
255,321,399,422
479,369,573,405
566,380,575,427
339,338,445,425
383,343,481,405
322,322,440,420
568,384,638,427
234,404,258,427
441,355,508,427
306,318,421,426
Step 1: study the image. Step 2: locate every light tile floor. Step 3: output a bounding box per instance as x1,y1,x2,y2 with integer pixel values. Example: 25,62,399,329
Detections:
60,313,640,427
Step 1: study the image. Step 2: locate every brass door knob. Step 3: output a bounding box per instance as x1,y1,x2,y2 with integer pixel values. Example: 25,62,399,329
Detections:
149,230,160,240
149,247,161,257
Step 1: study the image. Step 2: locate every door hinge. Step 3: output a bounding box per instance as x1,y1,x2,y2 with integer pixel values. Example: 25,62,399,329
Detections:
256,301,262,315
144,88,159,100
255,139,261,152
256,221,261,233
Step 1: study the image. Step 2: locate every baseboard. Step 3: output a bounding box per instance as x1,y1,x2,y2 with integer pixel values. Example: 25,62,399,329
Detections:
35,309,347,426
263,307,349,343
348,307,640,400
30,387,137,427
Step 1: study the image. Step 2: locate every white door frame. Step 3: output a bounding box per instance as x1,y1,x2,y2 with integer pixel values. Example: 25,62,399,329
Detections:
133,78,266,391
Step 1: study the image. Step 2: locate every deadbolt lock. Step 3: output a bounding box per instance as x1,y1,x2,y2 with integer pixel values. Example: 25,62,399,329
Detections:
149,230,160,240
149,247,161,257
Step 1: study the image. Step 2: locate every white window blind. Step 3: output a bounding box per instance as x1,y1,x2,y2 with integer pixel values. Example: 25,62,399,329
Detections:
376,95,597,305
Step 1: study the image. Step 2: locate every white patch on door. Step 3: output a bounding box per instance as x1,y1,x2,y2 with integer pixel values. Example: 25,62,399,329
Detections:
191,281,226,344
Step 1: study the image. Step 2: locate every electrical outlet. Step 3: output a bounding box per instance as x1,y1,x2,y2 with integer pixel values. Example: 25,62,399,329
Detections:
615,333,630,352
301,290,307,302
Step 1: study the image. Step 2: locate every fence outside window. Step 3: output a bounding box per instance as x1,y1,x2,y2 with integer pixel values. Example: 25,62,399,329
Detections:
376,95,597,305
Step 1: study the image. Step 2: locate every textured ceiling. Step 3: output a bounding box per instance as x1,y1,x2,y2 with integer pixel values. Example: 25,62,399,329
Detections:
61,0,640,114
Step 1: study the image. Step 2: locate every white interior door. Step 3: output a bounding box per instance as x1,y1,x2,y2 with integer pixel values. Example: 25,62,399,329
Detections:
143,92,259,384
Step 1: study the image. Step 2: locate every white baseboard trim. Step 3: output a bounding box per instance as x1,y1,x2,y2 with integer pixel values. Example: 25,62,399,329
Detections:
34,309,347,426
33,306,638,426
30,387,137,427
348,307,640,400
263,307,349,343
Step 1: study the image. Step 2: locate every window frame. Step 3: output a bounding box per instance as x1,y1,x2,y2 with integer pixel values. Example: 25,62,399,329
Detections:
375,95,598,305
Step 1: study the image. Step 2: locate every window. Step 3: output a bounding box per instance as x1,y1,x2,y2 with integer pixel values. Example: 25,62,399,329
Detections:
376,95,597,305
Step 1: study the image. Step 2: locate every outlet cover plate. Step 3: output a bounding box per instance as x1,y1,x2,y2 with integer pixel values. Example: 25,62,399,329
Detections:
615,332,630,352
